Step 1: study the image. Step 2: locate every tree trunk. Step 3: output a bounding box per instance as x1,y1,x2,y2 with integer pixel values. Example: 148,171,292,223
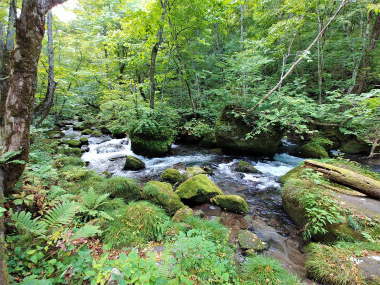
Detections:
0,0,68,193
34,11,57,126
149,0,168,109
304,160,380,200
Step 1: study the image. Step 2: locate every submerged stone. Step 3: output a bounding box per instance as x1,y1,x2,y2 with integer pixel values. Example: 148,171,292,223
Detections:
238,230,268,252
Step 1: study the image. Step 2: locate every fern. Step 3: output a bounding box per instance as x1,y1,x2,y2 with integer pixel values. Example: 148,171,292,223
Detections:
42,201,79,228
71,224,102,240
11,211,46,236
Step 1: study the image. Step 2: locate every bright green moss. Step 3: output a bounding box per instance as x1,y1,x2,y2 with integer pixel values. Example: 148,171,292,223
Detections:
53,156,84,169
211,194,249,214
62,139,82,148
160,168,184,184
123,155,145,170
172,206,194,222
142,181,184,215
176,174,224,204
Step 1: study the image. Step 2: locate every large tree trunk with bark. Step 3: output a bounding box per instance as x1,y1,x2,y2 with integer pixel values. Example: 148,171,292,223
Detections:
0,2,68,284
34,11,57,126
304,160,380,200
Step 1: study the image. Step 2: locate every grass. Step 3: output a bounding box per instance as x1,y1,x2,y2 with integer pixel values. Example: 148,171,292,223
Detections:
241,255,301,285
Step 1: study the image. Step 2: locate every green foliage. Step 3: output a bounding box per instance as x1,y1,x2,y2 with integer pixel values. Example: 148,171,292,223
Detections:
300,191,344,240
241,255,301,285
165,230,239,284
181,119,214,139
104,201,172,248
78,188,113,221
94,176,142,201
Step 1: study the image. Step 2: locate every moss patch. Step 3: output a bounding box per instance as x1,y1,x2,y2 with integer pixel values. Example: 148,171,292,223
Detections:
234,161,259,173
131,136,172,157
142,181,184,215
176,174,224,204
123,155,145,171
160,168,184,184
94,176,142,201
172,206,194,222
211,194,249,214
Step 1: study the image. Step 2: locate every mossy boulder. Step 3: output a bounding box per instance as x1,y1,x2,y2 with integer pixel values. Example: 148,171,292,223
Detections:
185,166,207,178
281,160,380,242
131,136,172,157
297,137,333,159
57,146,82,156
160,168,184,184
298,142,329,158
142,181,185,215
172,206,194,222
233,161,259,174
340,139,370,155
215,105,283,156
176,174,224,204
238,230,268,252
79,137,89,145
211,194,249,214
123,155,145,171
46,130,64,139
62,139,82,148
82,129,93,135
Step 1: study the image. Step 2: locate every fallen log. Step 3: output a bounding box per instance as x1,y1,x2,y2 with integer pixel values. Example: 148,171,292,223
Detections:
304,160,380,200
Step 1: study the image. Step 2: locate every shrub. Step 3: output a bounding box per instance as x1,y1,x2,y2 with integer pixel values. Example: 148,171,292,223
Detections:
241,255,301,285
104,201,172,248
165,231,239,284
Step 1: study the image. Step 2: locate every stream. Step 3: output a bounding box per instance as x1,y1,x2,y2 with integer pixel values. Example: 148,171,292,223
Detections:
62,123,315,282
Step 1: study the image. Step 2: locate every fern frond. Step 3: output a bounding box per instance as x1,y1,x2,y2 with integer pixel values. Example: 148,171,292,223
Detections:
11,211,46,236
42,201,79,228
71,224,102,240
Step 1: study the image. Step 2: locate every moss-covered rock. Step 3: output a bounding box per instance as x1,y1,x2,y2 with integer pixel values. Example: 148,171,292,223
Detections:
215,105,283,156
340,139,370,155
233,161,259,174
142,181,184,215
238,230,268,252
79,137,89,145
185,166,207,178
94,176,142,201
62,139,82,148
123,155,145,171
57,146,82,156
131,136,172,157
172,206,194,222
92,130,103,137
298,142,329,158
176,174,224,204
81,129,93,135
281,160,380,242
297,137,333,159
305,242,380,285
160,168,184,184
46,130,64,139
211,194,249,214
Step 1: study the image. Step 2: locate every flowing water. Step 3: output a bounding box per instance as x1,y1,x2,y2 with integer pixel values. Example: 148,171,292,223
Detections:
61,123,315,282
